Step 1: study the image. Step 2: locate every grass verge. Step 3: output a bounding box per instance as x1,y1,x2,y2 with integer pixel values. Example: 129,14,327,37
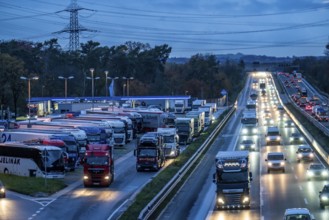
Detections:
0,173,67,196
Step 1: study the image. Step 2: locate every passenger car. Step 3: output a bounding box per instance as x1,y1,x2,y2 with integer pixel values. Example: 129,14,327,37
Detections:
0,180,5,198
319,184,329,209
265,152,286,173
284,119,295,128
283,208,314,220
289,132,304,144
296,145,314,163
306,163,329,181
240,139,256,151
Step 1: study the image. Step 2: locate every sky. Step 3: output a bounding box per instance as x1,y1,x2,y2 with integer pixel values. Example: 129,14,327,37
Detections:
0,0,328,58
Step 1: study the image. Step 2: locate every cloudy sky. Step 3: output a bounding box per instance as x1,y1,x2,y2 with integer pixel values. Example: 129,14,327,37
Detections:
0,0,328,57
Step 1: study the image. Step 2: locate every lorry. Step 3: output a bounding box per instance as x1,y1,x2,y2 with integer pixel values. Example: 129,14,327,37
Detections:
241,110,258,136
175,117,194,144
198,106,214,126
205,103,217,113
174,100,187,114
134,132,165,171
192,99,206,111
157,128,180,158
82,144,114,187
185,110,205,135
213,151,252,209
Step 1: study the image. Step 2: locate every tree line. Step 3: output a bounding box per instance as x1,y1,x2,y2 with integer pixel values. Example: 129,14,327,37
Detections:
0,39,245,117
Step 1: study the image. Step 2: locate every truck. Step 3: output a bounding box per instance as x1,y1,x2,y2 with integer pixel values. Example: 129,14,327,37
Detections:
205,102,217,113
174,100,187,114
185,110,205,135
175,117,194,144
241,110,258,135
134,132,165,171
213,151,252,209
192,99,206,111
81,144,114,187
198,106,214,126
157,128,180,158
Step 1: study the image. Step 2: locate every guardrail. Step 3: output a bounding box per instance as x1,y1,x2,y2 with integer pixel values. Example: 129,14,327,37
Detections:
275,74,329,164
138,106,236,220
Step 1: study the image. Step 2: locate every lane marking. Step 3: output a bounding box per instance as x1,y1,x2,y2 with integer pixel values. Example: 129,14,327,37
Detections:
294,175,298,180
304,198,308,205
299,185,303,191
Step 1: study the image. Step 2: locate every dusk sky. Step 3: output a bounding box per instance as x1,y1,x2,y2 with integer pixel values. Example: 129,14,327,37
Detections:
0,0,328,58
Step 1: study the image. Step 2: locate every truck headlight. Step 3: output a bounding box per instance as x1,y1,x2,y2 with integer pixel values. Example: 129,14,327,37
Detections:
309,153,314,157
241,145,245,149
276,137,281,140
321,195,328,201
252,128,257,133
307,171,313,176
266,137,270,141
242,129,247,134
268,162,272,166
217,197,225,204
322,171,329,176
0,187,4,193
104,176,110,180
83,175,89,180
243,196,249,203
298,153,302,158
280,161,285,166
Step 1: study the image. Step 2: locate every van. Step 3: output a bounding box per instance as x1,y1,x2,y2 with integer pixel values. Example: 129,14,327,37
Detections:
265,126,281,145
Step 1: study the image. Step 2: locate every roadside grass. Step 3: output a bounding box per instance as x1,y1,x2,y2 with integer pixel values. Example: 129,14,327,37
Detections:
0,173,67,196
119,110,229,219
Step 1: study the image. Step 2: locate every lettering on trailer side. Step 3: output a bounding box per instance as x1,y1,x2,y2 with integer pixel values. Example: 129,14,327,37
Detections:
0,157,21,165
1,133,11,142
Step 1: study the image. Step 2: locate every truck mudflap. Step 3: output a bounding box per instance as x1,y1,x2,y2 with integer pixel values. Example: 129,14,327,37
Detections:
216,191,250,209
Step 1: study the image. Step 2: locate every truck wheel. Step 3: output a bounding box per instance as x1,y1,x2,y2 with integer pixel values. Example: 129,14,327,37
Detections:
4,168,9,174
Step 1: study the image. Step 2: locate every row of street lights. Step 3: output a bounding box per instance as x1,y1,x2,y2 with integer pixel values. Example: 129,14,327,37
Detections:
20,69,134,117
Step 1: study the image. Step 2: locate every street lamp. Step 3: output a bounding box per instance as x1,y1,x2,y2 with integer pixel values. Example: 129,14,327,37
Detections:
105,70,119,97
58,76,74,102
123,83,126,96
86,68,100,111
20,76,39,126
122,76,134,96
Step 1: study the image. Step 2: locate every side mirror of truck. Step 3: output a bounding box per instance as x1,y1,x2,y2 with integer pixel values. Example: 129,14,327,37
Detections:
249,172,253,181
212,173,216,183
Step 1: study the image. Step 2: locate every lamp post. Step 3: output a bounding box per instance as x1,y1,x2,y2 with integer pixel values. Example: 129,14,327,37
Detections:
105,71,109,97
86,68,100,111
20,76,39,126
58,76,74,102
122,76,134,96
123,83,126,96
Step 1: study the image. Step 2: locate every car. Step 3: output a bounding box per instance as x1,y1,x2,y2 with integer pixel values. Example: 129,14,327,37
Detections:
319,184,329,209
307,163,329,181
296,145,314,163
240,139,256,151
283,208,315,220
284,119,295,128
289,132,304,144
0,180,5,198
265,152,286,173
263,118,275,126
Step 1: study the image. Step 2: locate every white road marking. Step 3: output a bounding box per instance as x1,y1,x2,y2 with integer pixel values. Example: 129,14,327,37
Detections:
299,185,303,191
304,198,308,204
294,175,298,180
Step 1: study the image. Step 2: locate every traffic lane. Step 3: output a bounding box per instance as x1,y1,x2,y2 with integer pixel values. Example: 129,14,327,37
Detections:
0,192,41,220
286,144,329,220
260,145,307,220
31,153,156,220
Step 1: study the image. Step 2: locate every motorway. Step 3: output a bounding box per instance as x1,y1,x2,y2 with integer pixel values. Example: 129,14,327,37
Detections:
2,71,329,220
157,72,329,220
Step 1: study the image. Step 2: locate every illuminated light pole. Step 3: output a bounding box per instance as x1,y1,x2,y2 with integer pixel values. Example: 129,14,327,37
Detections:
123,83,126,96
86,68,100,111
105,71,109,97
122,76,134,96
58,76,74,102
107,76,119,97
20,76,39,126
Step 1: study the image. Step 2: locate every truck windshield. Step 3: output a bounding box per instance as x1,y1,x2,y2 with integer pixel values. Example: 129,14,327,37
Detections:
113,127,125,133
138,149,157,157
87,135,101,142
66,145,78,153
163,135,174,143
176,126,189,132
217,172,248,183
85,156,109,165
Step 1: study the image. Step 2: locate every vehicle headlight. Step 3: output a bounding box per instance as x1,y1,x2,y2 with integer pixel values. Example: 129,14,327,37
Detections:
0,187,4,193
321,195,328,201
298,153,302,158
218,197,225,204
280,161,285,166
268,162,272,166
243,196,249,203
299,137,304,141
251,144,255,149
252,128,257,133
242,129,247,134
266,137,270,141
310,153,314,157
270,120,274,124
307,171,314,176
322,171,328,176
241,145,245,149
277,137,281,140
104,176,110,180
83,175,89,180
